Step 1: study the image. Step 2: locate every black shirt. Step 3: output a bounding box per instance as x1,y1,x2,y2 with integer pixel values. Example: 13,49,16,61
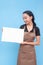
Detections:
20,24,40,36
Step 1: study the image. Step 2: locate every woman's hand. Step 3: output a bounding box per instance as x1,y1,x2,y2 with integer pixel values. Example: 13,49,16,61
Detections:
21,36,40,45
21,41,28,44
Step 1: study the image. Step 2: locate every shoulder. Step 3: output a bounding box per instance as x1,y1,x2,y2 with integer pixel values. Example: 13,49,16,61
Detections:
35,26,40,36
35,26,40,31
19,24,26,29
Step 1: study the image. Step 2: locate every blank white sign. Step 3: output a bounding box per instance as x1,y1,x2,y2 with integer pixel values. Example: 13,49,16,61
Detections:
1,27,24,43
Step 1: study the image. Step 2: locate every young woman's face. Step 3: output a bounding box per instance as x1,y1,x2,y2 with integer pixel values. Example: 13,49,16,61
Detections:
22,13,32,25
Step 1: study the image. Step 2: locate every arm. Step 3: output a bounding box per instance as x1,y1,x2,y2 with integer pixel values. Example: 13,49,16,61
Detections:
21,36,40,46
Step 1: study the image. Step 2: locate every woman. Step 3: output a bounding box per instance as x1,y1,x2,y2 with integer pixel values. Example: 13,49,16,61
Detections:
17,10,40,65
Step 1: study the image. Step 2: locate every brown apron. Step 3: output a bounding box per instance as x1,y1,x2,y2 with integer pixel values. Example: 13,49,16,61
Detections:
17,29,36,65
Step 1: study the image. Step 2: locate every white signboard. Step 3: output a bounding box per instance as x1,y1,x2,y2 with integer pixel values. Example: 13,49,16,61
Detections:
1,27,24,43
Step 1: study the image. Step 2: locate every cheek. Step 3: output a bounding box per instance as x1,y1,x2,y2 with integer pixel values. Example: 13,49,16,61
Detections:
26,18,30,21
27,17,31,21
23,19,29,23
23,17,31,22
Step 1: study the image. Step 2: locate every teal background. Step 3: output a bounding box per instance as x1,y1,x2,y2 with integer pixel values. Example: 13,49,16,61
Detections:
0,0,43,65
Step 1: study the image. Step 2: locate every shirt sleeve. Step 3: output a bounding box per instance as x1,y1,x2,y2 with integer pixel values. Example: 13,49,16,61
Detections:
19,25,23,29
19,24,24,29
35,27,40,36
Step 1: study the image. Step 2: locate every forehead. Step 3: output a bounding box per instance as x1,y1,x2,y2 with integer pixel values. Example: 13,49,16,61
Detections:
22,13,30,18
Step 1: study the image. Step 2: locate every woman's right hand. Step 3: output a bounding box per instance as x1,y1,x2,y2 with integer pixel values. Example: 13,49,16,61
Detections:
21,41,28,44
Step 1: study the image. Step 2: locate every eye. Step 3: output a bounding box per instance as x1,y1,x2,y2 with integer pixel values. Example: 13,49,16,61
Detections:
23,17,27,19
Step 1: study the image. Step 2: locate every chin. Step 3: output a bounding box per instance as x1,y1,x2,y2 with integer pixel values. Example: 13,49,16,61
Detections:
25,21,29,24
25,23,29,25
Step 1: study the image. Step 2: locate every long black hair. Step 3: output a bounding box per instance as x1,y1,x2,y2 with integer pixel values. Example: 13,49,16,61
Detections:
23,10,36,27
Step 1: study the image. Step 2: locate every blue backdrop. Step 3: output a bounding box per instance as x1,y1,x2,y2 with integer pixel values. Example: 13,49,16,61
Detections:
0,0,43,65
